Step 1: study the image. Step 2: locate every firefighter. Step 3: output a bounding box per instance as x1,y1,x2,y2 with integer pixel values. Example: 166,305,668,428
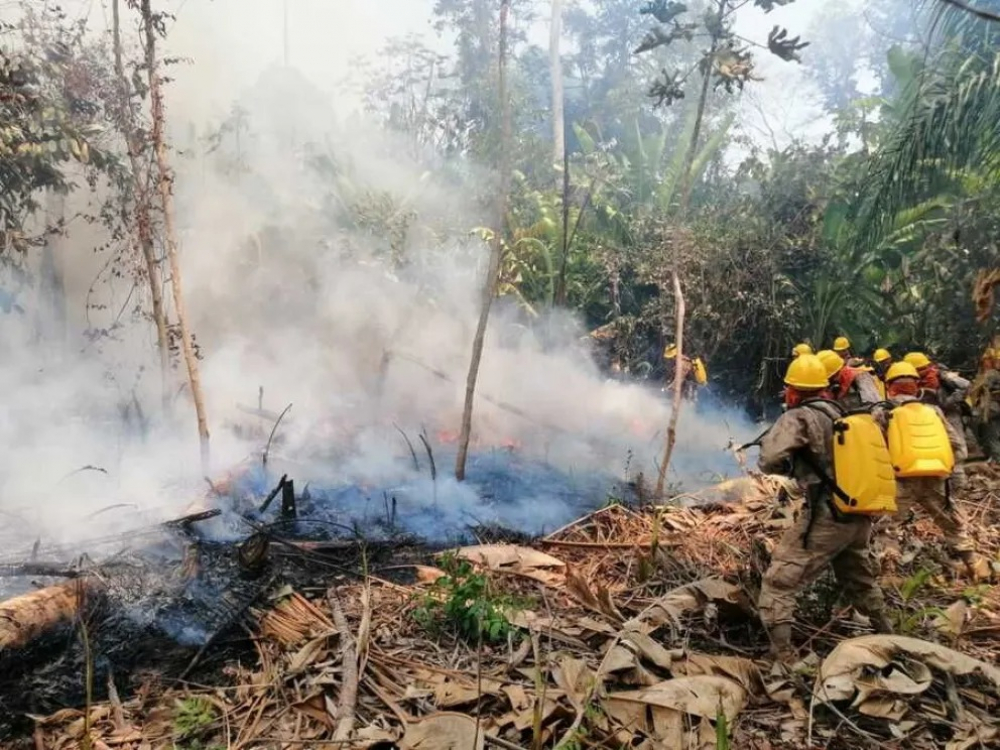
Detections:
663,344,701,401
833,336,865,367
871,348,893,400
872,348,893,378
757,354,891,663
971,348,1000,464
817,349,881,409
884,362,977,567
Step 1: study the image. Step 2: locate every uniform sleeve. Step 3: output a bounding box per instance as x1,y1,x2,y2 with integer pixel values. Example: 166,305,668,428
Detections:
854,372,882,405
758,412,810,475
941,372,970,407
936,405,968,462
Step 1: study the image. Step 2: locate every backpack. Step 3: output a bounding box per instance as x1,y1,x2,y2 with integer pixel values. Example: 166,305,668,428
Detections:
692,357,708,386
886,401,955,479
798,401,898,516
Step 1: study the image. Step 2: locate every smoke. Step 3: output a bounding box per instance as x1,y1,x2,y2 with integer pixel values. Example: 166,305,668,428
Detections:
0,1,762,582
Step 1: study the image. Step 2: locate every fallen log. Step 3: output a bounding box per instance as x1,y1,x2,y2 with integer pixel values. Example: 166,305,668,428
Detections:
0,579,100,654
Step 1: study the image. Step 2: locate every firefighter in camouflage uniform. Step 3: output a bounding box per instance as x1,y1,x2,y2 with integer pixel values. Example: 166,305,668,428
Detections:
757,354,891,664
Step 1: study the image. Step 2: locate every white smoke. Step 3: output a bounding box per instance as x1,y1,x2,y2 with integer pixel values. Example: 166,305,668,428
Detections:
0,0,761,567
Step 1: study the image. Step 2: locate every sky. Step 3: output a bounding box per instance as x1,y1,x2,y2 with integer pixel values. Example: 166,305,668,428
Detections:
153,0,847,147
4,0,869,152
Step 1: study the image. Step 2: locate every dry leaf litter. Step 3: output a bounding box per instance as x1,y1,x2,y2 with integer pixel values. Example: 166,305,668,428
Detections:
26,468,1000,750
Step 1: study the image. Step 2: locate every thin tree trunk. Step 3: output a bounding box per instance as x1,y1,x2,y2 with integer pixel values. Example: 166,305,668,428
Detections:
555,145,569,306
455,0,512,481
678,0,727,214
114,0,170,412
549,0,564,167
551,0,567,306
141,0,211,470
654,271,685,499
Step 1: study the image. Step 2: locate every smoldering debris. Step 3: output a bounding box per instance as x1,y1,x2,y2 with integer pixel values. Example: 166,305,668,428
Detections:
0,445,642,740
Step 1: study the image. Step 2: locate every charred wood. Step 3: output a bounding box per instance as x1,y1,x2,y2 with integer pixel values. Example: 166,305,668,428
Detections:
0,579,100,654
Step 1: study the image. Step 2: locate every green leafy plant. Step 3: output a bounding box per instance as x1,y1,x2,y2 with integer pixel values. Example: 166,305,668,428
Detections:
412,552,527,644
716,699,731,750
898,567,934,602
173,697,217,739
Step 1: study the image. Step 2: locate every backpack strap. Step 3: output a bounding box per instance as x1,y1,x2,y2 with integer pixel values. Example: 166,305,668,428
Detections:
786,401,855,544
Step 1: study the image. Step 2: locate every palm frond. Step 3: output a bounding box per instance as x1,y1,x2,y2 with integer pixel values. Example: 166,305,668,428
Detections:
854,51,1000,251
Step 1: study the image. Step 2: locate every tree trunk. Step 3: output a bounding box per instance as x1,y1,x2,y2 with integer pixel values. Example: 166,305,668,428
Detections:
114,0,170,412
455,0,512,481
654,271,686,499
141,0,211,470
678,0,727,214
549,0,565,168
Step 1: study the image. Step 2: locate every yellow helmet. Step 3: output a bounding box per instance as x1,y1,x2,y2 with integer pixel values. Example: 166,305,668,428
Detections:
885,361,920,383
663,344,677,360
817,349,845,377
784,354,829,390
792,343,813,358
833,336,851,352
904,352,932,369
873,348,892,363
983,348,996,361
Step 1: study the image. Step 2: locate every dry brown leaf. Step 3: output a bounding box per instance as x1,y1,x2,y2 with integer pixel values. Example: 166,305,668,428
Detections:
553,655,593,710
287,634,332,675
934,600,968,639
603,696,646,733
453,545,566,572
605,644,640,673
677,653,763,694
620,631,681,670
607,675,747,722
510,696,561,731
857,696,908,721
291,693,336,728
947,724,1000,750
649,706,683,746
564,565,603,612
625,578,745,634
816,635,1000,706
502,684,530,712
399,712,485,749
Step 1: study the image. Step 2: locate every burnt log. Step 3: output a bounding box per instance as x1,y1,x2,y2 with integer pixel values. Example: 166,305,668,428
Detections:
0,579,100,654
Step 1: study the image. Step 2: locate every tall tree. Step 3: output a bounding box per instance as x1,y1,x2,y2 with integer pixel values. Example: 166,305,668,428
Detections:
635,0,808,212
114,0,171,410
456,0,512,481
138,0,211,468
550,0,565,168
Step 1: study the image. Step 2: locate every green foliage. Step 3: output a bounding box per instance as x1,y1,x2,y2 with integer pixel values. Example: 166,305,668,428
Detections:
716,700,731,750
172,697,217,739
413,553,527,644
0,7,116,253
899,567,934,602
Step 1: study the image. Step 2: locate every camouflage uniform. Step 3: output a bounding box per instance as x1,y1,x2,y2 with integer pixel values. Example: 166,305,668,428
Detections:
757,399,889,656
972,370,1000,463
835,369,882,410
921,370,971,469
888,394,973,555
